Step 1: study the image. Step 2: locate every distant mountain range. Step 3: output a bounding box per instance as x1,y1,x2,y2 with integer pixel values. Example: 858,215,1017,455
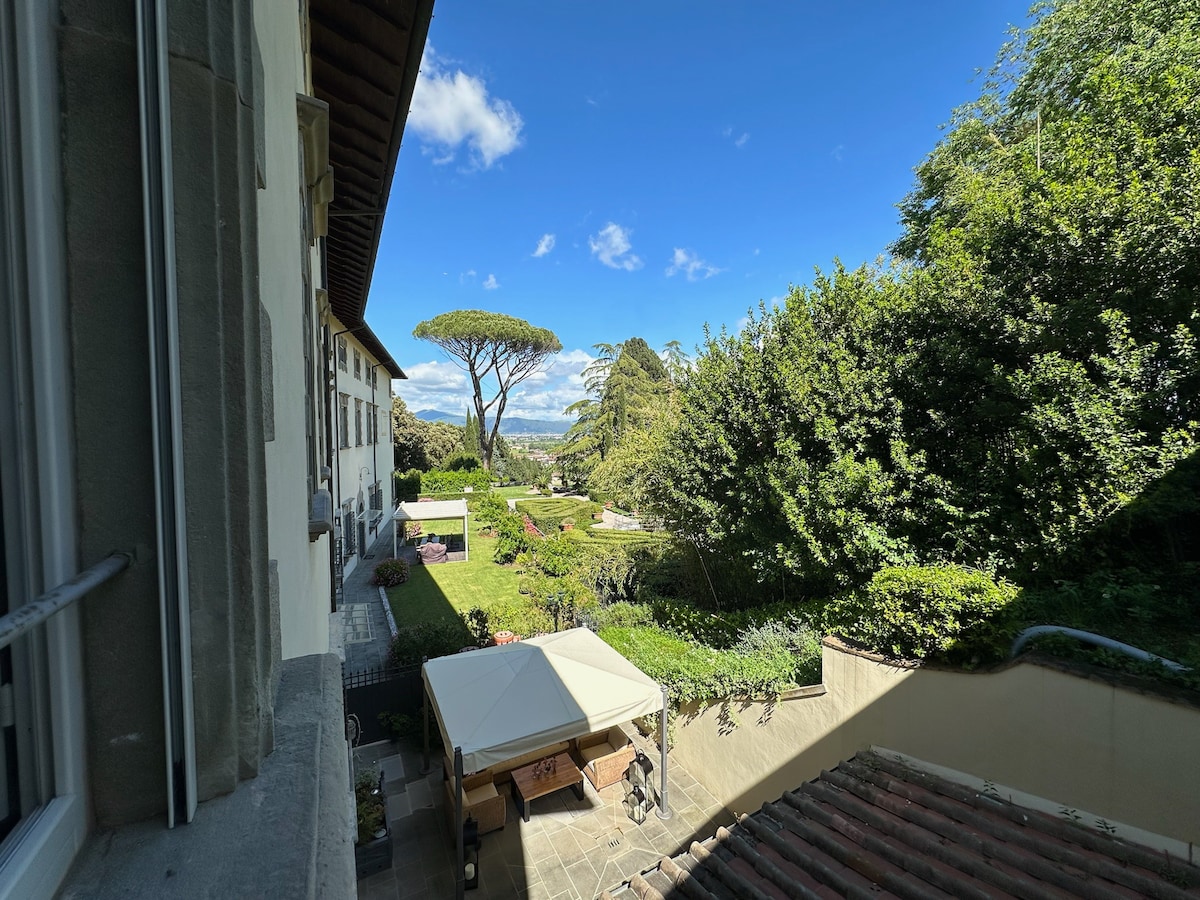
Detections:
415,409,571,435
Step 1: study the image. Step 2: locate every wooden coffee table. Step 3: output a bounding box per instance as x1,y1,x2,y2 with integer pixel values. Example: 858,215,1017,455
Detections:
509,752,584,822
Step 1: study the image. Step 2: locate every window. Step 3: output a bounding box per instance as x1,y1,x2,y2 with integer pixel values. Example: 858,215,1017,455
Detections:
353,349,361,380
0,6,90,885
336,335,347,372
365,405,374,445
354,399,363,446
369,481,382,512
338,394,349,448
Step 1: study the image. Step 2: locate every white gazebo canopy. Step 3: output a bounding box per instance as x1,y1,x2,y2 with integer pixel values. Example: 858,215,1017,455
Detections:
391,499,469,560
422,627,663,774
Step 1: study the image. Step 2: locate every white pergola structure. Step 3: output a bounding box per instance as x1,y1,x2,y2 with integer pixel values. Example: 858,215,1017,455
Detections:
422,628,671,898
391,499,469,560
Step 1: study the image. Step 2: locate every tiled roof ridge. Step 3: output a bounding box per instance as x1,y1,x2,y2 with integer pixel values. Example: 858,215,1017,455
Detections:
601,749,1200,900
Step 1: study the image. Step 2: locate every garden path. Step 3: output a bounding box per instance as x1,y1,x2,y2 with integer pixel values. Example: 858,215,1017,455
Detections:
342,529,411,675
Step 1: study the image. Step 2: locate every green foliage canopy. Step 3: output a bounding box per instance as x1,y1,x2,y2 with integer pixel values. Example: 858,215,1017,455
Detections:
413,310,561,470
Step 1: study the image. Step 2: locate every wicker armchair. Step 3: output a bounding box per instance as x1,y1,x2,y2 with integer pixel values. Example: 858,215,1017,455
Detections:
576,726,636,790
445,771,506,835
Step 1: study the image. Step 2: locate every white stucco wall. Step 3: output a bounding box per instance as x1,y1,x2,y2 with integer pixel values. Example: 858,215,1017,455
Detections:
672,641,1200,850
255,0,331,659
329,316,394,577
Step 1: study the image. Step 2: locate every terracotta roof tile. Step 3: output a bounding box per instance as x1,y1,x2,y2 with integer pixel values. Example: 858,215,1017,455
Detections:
602,750,1200,900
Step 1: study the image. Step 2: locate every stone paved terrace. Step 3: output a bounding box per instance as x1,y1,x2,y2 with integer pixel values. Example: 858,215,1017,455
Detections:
355,729,734,900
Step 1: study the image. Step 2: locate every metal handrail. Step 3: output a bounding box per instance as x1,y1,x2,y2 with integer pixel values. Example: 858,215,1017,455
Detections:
1009,625,1190,673
0,551,132,651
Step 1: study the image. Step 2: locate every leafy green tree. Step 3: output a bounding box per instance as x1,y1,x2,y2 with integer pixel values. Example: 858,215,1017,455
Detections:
557,338,674,494
891,0,1200,571
661,340,691,382
391,396,464,471
413,311,561,470
462,408,481,458
654,266,924,597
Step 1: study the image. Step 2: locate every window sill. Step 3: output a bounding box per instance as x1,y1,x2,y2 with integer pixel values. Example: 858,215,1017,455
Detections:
59,654,354,898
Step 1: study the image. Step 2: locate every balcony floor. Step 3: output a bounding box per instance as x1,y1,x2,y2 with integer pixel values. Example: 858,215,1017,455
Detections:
354,732,733,900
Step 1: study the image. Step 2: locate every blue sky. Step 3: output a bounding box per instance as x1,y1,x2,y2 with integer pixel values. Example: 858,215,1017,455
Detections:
369,1,1033,421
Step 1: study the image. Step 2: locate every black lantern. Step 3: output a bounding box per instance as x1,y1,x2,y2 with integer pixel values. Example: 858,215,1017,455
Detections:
463,817,480,890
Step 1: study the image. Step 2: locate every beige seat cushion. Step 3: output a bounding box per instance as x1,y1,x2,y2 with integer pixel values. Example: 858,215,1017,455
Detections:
581,741,618,764
465,782,498,805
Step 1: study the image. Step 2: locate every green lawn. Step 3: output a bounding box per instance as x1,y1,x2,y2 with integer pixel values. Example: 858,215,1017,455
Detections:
403,517,465,544
387,530,523,628
490,484,545,500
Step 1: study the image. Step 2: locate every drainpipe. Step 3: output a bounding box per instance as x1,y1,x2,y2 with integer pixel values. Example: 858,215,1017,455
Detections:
135,0,196,827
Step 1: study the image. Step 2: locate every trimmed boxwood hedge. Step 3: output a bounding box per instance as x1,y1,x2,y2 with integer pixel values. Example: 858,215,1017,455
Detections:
822,564,1020,663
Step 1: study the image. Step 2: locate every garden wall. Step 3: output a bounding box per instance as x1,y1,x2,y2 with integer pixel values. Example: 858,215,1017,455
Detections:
672,639,1200,851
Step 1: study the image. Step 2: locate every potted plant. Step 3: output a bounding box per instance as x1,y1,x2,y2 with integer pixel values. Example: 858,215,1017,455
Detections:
560,517,575,531
354,769,391,879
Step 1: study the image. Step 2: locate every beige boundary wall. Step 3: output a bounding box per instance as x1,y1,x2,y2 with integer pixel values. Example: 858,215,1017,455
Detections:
672,640,1200,850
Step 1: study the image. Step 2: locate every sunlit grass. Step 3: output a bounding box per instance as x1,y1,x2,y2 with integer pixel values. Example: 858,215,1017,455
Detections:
387,529,524,628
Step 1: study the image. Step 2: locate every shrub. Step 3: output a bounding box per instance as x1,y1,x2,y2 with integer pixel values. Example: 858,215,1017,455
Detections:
734,616,822,685
442,452,482,472
516,498,601,534
530,534,579,577
486,596,554,638
472,491,508,525
590,601,654,630
354,771,386,844
371,558,410,587
493,512,534,564
394,468,421,502
463,606,491,646
386,620,470,666
823,564,1020,663
599,626,799,705
421,468,491,493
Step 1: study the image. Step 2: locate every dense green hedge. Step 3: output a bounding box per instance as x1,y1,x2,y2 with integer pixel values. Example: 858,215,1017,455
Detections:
599,626,803,704
421,468,492,493
515,498,601,533
822,564,1019,663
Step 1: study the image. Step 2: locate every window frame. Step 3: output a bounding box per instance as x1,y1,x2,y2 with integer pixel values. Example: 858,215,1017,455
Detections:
338,393,349,449
0,1,89,890
354,399,363,447
336,335,347,372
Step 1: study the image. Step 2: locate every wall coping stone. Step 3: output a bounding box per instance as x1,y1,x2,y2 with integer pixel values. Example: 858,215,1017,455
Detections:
59,653,354,899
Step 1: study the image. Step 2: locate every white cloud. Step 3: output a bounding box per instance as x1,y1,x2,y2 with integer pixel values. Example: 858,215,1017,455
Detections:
404,360,469,391
533,233,556,258
831,144,844,162
483,273,500,290
723,126,749,148
408,47,524,169
396,349,595,420
459,269,477,284
666,248,722,281
589,223,643,271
